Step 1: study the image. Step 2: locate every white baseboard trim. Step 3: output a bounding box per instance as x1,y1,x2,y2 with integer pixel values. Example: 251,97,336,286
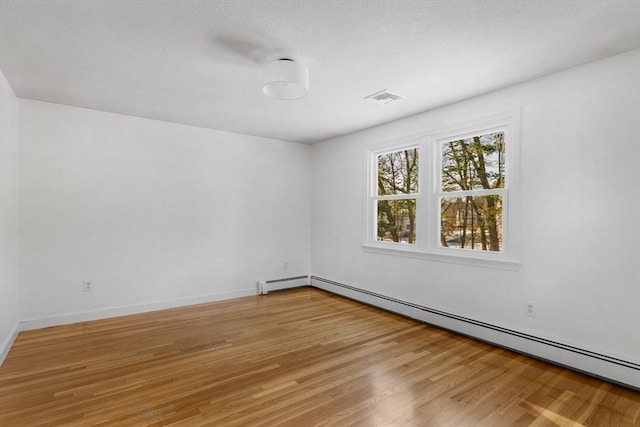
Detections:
18,288,257,332
311,276,640,390
0,323,20,367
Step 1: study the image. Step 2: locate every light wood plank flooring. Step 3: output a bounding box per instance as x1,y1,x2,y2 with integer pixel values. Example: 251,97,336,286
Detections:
1,287,639,426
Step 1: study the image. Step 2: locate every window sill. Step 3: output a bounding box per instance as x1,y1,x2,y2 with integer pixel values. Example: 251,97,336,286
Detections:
362,243,521,271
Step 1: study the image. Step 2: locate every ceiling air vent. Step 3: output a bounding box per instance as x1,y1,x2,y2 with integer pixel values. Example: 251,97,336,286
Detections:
364,89,404,105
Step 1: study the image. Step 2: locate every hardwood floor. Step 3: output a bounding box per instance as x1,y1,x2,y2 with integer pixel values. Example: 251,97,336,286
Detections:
1,288,638,426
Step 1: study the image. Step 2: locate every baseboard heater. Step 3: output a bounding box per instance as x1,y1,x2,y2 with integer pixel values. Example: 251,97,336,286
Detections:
258,275,309,295
310,275,640,391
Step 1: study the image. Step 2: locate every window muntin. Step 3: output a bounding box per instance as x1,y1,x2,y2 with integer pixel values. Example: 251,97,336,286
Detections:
374,148,418,245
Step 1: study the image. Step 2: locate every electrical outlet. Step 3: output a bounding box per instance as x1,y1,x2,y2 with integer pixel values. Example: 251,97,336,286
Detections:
83,281,92,292
525,301,535,317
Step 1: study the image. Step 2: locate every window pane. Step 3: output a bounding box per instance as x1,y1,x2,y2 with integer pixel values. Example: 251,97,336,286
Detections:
440,195,503,251
441,132,505,192
377,199,416,244
377,148,419,196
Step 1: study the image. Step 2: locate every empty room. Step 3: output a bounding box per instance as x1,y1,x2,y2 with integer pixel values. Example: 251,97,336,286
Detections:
1,0,639,425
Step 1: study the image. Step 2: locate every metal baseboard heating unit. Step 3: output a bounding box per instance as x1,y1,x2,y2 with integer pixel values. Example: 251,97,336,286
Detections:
257,275,310,295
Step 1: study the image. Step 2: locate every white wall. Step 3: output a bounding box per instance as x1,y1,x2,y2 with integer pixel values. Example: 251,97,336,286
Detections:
311,50,640,370
18,100,311,323
0,68,20,360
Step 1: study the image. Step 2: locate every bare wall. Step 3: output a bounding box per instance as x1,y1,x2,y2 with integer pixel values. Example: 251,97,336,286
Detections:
18,100,311,322
0,68,20,360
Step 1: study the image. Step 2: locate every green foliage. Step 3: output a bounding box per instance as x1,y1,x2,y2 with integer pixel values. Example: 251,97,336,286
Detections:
377,199,416,244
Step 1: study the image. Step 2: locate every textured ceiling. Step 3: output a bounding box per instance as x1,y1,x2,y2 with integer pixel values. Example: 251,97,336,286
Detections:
1,0,639,143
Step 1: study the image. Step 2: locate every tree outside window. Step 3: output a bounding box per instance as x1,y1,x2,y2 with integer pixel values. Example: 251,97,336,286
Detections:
439,132,505,252
376,148,418,244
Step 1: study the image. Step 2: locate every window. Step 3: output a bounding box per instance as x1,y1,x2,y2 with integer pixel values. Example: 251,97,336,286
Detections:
438,131,505,252
365,112,520,268
375,147,419,244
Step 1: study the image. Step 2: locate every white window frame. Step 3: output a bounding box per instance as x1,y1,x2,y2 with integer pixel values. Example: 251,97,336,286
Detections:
363,110,521,270
370,143,421,245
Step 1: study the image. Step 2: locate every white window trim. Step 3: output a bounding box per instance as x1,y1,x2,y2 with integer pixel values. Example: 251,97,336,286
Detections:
368,142,420,245
363,109,521,270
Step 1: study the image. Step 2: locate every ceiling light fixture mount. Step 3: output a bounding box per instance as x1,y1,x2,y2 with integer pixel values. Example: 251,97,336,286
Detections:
262,58,309,100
